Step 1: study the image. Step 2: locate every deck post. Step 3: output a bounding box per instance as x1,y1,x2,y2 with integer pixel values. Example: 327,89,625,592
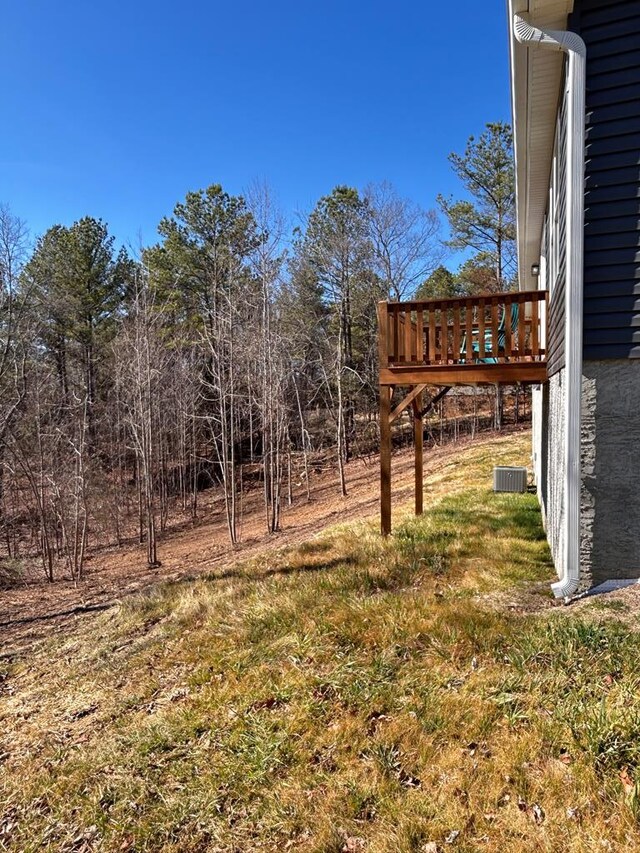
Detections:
377,302,392,536
380,385,392,536
413,390,423,516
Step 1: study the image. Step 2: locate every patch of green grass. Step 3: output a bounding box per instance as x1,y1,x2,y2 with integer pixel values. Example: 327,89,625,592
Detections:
2,433,640,852
591,598,631,614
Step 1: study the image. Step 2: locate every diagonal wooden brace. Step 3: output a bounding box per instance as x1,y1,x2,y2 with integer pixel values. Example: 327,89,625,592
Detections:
418,386,451,419
389,384,428,424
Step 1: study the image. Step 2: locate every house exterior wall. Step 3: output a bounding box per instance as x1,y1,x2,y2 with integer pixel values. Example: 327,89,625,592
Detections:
531,384,545,516
536,359,640,589
537,359,640,590
574,0,640,585
546,83,568,377
529,0,640,590
531,373,563,581
580,360,640,585
531,381,551,530
573,0,640,360
546,370,565,577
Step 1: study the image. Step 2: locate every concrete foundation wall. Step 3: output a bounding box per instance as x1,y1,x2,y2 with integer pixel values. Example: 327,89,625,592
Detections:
531,383,550,526
581,360,640,585
532,373,564,580
533,375,565,579
531,385,544,512
546,370,565,578
537,361,640,589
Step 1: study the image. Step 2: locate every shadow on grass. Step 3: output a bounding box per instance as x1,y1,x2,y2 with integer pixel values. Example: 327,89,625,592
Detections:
431,491,546,542
0,601,114,631
203,554,359,585
394,487,553,588
128,486,553,625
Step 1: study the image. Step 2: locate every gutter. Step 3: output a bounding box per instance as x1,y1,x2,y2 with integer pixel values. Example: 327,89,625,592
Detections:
513,15,586,600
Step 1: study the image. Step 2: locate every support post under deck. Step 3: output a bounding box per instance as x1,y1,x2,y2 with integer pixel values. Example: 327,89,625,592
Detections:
377,301,392,536
380,385,391,536
413,391,423,516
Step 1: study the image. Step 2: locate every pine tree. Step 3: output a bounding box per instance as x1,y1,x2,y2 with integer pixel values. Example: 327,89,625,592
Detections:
438,122,516,291
415,265,458,299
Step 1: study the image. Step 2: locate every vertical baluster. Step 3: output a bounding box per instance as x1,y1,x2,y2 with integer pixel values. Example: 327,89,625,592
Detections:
465,300,473,362
544,290,549,357
395,308,402,363
429,304,436,364
504,296,512,359
404,304,413,364
377,302,389,370
439,303,448,364
478,298,486,360
518,295,526,358
416,307,424,363
531,297,539,359
386,307,391,362
453,303,461,364
491,298,499,361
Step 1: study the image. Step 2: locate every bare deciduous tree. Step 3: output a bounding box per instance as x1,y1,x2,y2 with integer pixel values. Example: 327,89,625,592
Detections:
246,181,289,533
115,272,166,567
365,181,442,301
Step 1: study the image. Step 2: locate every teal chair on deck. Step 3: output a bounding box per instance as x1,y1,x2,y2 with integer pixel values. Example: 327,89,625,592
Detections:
461,301,520,364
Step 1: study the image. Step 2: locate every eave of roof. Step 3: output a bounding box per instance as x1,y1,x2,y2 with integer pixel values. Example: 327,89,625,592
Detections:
507,0,574,290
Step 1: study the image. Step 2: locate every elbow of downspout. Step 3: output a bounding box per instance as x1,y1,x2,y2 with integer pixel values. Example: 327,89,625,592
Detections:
513,14,586,56
513,15,557,47
551,573,580,602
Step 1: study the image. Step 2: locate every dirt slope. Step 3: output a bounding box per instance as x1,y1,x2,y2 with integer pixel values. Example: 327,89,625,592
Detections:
0,430,527,655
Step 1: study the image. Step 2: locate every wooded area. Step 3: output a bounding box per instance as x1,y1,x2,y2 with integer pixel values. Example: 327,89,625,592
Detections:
0,124,518,583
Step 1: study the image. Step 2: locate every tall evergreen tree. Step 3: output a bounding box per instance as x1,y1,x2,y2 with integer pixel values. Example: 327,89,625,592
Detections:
24,217,131,408
300,186,374,482
145,185,259,330
145,185,260,543
415,265,458,300
438,122,516,291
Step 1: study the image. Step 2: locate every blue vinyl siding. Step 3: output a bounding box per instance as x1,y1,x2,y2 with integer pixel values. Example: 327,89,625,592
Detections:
574,0,640,360
546,80,568,376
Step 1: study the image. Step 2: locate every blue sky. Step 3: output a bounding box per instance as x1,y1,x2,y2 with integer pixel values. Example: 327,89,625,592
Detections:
1,1,511,253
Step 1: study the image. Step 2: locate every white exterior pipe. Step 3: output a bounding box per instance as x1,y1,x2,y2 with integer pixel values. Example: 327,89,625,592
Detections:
513,15,586,600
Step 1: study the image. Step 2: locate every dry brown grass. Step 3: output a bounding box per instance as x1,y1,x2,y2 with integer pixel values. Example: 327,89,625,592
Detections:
2,433,640,852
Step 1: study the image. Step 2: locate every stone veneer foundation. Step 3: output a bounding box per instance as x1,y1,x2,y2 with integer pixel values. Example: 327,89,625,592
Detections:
580,360,640,587
532,361,640,591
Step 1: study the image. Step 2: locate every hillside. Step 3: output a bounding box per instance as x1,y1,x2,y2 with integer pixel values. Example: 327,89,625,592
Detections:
3,432,640,852
1,433,475,653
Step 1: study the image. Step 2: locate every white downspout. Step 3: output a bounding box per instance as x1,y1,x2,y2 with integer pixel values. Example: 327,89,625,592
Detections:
513,15,586,600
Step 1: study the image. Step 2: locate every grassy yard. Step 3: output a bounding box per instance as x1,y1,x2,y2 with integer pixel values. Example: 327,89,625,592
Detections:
3,433,640,852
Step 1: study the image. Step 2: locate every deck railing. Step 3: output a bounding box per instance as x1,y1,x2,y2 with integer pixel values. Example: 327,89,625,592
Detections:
378,290,548,368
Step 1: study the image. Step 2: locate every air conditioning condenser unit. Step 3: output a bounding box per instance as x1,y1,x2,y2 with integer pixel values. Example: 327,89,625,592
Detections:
493,466,527,493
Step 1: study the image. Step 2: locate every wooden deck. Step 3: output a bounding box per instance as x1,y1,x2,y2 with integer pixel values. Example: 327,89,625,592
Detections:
377,290,548,534
377,290,548,385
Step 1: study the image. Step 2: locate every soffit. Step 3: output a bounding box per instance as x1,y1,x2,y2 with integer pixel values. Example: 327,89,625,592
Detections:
508,0,574,290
